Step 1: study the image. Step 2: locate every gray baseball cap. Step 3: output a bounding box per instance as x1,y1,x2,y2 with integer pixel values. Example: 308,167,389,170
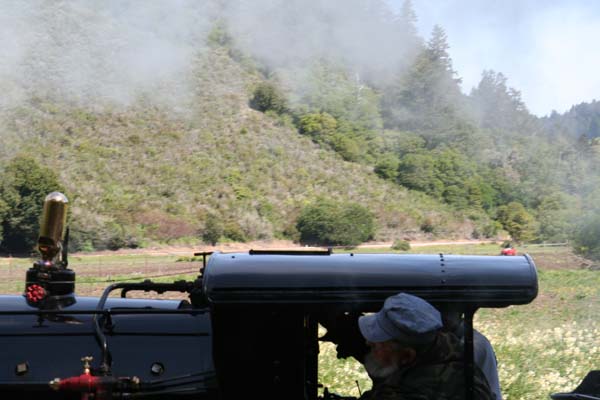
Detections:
358,293,443,345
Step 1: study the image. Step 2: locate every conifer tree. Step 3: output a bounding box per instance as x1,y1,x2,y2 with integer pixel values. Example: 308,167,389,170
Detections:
398,0,419,40
470,70,535,133
427,25,456,77
383,24,466,143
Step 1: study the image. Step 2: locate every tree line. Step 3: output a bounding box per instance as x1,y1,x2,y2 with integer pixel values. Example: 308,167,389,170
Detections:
2,1,600,260
247,1,600,257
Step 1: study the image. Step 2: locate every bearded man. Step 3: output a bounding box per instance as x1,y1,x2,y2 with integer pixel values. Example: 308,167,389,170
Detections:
357,293,495,400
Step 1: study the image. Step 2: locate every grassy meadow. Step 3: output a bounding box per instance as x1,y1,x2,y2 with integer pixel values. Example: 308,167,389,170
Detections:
1,243,598,399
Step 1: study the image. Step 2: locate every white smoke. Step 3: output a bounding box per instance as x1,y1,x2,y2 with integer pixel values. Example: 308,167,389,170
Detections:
224,0,419,84
0,0,217,111
0,0,420,114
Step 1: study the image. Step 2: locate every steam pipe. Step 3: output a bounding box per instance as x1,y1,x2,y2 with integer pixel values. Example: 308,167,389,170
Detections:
93,283,130,375
464,308,476,400
93,280,198,375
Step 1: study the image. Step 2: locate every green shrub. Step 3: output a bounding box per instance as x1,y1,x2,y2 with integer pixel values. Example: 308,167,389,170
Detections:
482,221,502,238
374,155,399,180
176,256,203,262
298,113,338,144
223,221,247,243
104,223,140,251
572,214,600,260
420,217,435,234
296,199,375,246
496,202,537,243
250,82,287,114
391,239,411,251
202,214,224,246
207,21,232,48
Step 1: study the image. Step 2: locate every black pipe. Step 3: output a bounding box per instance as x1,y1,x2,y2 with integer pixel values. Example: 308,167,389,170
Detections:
464,308,475,400
93,283,124,374
93,280,198,375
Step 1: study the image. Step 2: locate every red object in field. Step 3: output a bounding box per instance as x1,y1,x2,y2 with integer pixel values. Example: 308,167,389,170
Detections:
501,247,517,256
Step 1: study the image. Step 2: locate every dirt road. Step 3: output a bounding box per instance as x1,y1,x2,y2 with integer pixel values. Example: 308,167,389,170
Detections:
68,239,498,258
357,240,496,248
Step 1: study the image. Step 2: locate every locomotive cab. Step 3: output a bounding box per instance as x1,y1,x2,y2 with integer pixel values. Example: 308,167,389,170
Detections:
203,249,539,400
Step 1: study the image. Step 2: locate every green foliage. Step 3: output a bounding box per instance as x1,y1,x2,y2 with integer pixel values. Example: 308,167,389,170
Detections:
397,152,443,196
572,213,600,260
381,130,426,157
391,239,411,251
374,154,399,180
0,155,65,253
223,221,247,243
298,112,378,162
207,21,233,48
0,198,7,244
536,193,578,243
105,223,140,250
382,25,465,141
298,112,372,162
294,62,382,132
496,202,537,243
8,18,591,250
250,82,287,114
299,112,338,137
202,214,223,246
420,217,436,234
482,221,502,238
296,200,375,246
470,70,536,134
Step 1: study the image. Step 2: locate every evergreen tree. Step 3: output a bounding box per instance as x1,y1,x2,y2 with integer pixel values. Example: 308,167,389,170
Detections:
427,25,456,76
382,25,467,145
469,70,536,134
397,152,443,197
298,61,382,131
398,0,419,40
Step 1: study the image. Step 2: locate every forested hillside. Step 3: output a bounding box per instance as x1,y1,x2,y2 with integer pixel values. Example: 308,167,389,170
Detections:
1,1,599,255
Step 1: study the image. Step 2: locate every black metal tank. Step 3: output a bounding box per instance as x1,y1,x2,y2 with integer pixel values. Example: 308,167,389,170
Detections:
203,252,539,309
0,295,215,399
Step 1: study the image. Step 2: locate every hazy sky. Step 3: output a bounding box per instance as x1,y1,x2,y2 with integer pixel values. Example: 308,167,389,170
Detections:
389,0,600,116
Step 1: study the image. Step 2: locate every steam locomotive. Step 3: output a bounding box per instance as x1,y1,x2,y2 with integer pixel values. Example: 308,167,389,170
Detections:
0,193,597,399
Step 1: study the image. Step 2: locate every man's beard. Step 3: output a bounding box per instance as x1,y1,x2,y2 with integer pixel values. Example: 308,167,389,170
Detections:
364,350,399,380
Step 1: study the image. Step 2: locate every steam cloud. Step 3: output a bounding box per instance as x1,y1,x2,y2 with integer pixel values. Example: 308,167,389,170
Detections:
0,1,217,111
0,0,418,112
